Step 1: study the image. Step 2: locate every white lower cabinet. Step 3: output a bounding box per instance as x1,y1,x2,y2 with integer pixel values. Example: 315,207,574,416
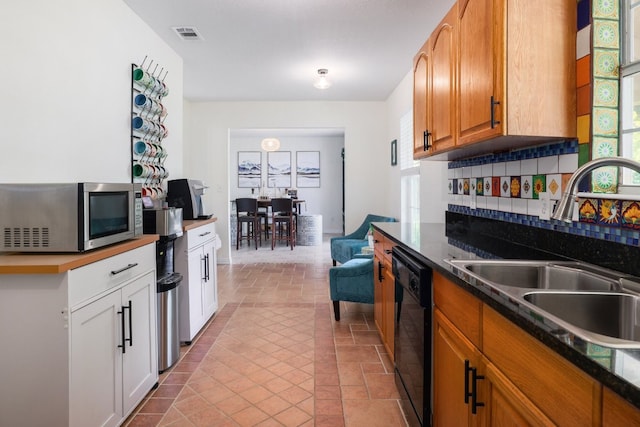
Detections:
70,270,157,427
0,242,157,427
176,222,220,343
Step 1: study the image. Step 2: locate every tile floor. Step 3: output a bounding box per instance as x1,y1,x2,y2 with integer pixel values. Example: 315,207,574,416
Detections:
124,236,408,426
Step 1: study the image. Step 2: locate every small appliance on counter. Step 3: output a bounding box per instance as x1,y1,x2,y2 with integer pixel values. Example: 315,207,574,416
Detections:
0,182,142,252
143,207,184,373
167,178,213,220
143,207,183,238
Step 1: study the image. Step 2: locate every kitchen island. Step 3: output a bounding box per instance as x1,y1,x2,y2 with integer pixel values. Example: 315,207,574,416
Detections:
372,217,640,424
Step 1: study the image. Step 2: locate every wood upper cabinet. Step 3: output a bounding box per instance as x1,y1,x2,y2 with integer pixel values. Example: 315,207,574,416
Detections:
413,40,431,159
430,4,457,152
413,4,457,159
457,0,576,146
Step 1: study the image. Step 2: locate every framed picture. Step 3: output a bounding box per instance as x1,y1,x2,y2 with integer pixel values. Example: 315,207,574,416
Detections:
237,151,261,188
267,151,291,188
296,151,320,188
391,139,397,166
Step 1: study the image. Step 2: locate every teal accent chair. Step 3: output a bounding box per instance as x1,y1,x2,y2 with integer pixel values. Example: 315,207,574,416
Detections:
329,255,374,321
330,214,397,266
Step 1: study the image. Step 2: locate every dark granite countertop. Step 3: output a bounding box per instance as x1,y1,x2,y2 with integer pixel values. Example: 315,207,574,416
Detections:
372,220,640,410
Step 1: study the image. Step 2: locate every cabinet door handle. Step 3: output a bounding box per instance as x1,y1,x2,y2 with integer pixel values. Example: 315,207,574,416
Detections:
384,249,392,255
117,307,126,354
111,263,138,276
204,254,210,282
490,96,501,128
423,129,432,151
378,261,384,282
124,301,133,348
464,359,471,404
201,255,206,281
471,367,485,414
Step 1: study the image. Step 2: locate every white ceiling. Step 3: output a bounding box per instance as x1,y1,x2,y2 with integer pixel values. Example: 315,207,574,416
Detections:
124,0,455,102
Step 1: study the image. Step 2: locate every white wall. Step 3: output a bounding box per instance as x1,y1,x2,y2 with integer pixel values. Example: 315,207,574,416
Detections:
384,71,448,223
183,101,390,263
230,135,344,233
0,0,183,183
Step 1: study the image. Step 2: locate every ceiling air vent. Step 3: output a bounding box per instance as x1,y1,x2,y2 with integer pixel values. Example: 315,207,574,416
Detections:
172,26,203,41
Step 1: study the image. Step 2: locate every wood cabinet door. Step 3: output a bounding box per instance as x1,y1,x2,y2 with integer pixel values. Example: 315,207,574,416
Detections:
457,0,504,145
202,239,218,319
430,4,457,152
374,254,384,337
482,360,554,427
603,387,640,426
70,290,122,427
382,263,395,358
433,308,480,426
413,41,431,159
121,271,157,415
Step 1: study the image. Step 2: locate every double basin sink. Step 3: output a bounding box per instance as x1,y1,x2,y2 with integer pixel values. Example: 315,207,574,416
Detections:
444,259,640,349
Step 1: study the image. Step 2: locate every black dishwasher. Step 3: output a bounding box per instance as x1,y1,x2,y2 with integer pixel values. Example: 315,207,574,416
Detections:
392,246,433,427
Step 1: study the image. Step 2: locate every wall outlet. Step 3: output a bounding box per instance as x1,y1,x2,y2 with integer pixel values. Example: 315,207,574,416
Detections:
539,192,551,220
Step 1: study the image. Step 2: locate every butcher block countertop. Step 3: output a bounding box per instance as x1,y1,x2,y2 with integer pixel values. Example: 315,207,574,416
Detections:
182,216,218,231
0,235,159,275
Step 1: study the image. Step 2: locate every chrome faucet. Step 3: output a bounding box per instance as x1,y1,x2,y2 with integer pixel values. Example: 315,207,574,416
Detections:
551,156,640,222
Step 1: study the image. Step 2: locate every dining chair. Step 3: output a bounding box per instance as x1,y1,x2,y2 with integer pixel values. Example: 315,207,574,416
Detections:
270,198,295,250
235,198,260,250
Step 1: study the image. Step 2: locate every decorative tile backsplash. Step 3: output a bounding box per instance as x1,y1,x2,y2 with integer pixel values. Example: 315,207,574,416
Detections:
446,140,640,246
447,141,578,217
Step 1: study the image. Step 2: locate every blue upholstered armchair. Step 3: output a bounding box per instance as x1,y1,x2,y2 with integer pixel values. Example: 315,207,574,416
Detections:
330,214,397,266
329,255,374,321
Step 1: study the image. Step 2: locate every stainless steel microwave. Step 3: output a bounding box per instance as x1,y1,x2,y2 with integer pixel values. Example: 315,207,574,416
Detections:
0,183,143,252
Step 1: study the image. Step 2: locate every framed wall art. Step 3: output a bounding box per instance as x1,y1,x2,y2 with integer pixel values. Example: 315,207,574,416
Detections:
267,151,291,188
237,151,261,188
296,151,320,188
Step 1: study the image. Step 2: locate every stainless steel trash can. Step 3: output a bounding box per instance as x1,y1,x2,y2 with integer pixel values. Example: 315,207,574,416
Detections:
157,272,182,373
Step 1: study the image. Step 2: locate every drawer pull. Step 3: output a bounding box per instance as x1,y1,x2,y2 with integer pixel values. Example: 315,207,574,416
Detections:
111,263,138,276
199,231,212,237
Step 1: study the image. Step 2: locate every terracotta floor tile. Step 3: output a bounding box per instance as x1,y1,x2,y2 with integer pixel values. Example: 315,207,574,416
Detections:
337,362,365,386
124,240,409,427
278,385,313,405
199,383,236,405
315,399,343,417
342,399,406,427
341,385,369,400
186,406,228,426
254,394,292,416
364,373,401,399
315,385,341,400
139,398,174,414
239,384,274,404
254,418,286,427
152,384,185,399
215,394,253,416
126,414,164,427
172,394,212,416
273,406,313,427
231,405,271,426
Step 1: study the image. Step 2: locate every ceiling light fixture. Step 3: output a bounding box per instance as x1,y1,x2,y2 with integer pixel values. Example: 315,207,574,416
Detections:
313,68,332,90
261,137,280,151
